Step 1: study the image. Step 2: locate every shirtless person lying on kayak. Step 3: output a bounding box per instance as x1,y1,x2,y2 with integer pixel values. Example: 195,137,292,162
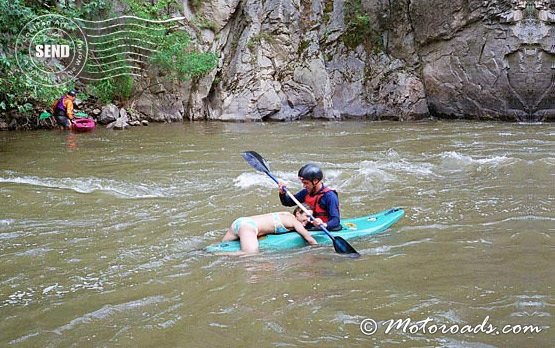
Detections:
222,204,318,253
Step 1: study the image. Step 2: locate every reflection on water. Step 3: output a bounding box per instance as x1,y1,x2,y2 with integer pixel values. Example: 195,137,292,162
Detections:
65,132,78,150
0,121,553,347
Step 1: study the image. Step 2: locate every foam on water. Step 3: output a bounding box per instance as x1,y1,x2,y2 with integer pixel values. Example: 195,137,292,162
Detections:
2,122,553,347
233,170,299,189
233,172,274,189
232,149,521,194
356,162,398,183
330,150,439,193
0,173,167,198
439,151,513,172
0,219,15,226
51,295,167,335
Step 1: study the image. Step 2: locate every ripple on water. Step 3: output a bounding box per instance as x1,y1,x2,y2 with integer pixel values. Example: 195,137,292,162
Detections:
0,231,22,240
0,219,15,226
14,247,52,257
0,172,169,199
51,295,168,335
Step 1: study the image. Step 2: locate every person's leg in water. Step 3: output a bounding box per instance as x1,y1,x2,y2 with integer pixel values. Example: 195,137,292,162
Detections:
222,226,237,242
237,225,259,253
222,217,247,241
54,115,71,130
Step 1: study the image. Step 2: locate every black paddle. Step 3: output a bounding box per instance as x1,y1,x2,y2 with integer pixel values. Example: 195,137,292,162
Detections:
241,151,360,257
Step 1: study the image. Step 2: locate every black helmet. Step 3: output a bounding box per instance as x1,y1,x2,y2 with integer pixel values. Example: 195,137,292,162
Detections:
298,163,323,181
68,90,77,97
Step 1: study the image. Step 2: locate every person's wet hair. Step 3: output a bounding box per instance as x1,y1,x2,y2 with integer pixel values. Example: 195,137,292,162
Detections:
293,203,311,215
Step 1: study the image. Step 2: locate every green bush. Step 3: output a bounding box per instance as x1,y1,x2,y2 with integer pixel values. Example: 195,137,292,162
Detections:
343,0,382,51
122,0,182,19
150,31,218,81
0,0,218,113
0,1,99,113
88,79,115,104
0,50,69,113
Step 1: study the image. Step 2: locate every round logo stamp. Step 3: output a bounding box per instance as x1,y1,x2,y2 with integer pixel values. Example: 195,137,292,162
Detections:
15,14,88,87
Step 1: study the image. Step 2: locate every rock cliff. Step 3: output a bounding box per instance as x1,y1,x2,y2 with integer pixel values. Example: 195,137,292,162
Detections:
132,0,553,122
176,1,552,121
413,0,555,121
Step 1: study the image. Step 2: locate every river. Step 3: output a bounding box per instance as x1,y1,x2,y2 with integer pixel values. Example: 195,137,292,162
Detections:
0,121,553,347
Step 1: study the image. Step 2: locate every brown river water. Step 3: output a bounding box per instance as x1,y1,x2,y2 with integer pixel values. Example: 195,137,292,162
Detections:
0,121,553,347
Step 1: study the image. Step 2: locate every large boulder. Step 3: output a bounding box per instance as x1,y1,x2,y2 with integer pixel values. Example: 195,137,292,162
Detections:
98,104,119,124
106,108,129,130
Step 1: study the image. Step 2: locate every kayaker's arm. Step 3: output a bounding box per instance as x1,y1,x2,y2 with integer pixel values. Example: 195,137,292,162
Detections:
279,185,307,207
279,191,292,206
65,98,74,120
320,192,341,230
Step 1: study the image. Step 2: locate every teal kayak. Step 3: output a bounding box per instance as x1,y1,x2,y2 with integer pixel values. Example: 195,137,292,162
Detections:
205,207,404,253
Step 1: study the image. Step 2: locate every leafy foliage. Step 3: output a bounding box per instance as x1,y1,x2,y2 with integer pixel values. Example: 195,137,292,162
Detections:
0,1,35,41
150,31,218,81
0,0,217,115
343,0,383,51
121,1,218,82
0,1,70,113
87,75,134,104
87,79,114,104
122,0,182,19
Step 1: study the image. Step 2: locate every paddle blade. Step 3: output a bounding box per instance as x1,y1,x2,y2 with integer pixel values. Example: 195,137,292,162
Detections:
241,151,271,174
332,236,360,257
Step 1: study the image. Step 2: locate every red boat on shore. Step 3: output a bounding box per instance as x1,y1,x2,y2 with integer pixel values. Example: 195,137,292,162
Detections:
72,118,96,132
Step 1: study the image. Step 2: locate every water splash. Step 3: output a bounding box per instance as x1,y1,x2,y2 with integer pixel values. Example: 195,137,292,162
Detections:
439,152,513,172
233,171,297,189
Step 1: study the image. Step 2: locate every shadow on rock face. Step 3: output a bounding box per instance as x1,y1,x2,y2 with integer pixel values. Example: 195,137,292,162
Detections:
418,0,554,122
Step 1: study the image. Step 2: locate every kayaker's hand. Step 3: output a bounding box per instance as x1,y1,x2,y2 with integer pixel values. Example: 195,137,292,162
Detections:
307,237,318,246
312,218,325,228
278,181,287,194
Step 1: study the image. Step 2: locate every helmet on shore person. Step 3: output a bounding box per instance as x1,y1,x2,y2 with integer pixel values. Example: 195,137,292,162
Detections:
298,163,323,181
68,90,77,97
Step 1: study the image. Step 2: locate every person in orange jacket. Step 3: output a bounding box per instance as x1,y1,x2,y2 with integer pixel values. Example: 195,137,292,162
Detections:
51,90,77,129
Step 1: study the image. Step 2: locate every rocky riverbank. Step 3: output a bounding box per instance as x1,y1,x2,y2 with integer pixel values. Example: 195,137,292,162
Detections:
0,102,149,131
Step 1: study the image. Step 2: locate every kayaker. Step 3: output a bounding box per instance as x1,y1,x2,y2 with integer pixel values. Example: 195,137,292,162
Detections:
222,205,318,253
278,163,341,231
51,90,77,129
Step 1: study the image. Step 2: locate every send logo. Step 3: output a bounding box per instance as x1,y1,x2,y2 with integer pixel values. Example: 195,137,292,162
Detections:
35,45,70,58
15,14,88,87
